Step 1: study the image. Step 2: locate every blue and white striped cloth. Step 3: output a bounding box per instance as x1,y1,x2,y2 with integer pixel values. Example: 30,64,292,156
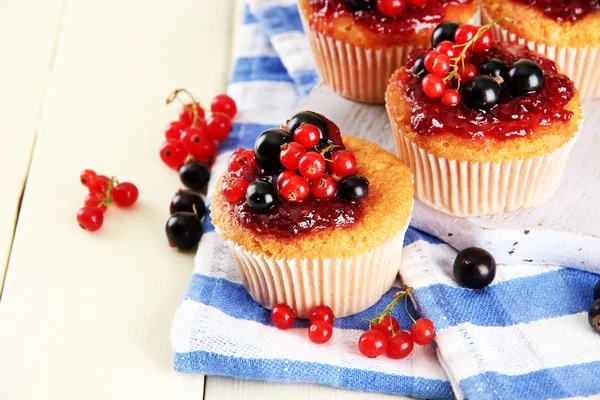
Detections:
171,2,600,399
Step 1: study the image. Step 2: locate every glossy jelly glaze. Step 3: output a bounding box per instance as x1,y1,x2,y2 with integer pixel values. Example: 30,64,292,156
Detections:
309,0,473,35
512,0,600,22
400,43,575,140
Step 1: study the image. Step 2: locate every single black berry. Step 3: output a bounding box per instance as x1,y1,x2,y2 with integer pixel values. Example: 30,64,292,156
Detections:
165,212,203,251
246,180,277,213
506,59,544,97
453,247,496,289
286,111,331,145
179,161,210,191
590,299,600,334
338,174,369,204
347,0,374,12
431,21,460,48
170,190,206,219
462,76,502,111
594,280,600,301
254,128,292,173
412,55,428,78
479,58,509,82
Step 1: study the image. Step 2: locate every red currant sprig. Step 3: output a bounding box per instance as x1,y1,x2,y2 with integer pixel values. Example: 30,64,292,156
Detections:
270,303,336,345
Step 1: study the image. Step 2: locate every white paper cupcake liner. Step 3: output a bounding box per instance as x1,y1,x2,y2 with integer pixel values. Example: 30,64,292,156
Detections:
481,8,600,101
219,221,409,319
389,114,582,217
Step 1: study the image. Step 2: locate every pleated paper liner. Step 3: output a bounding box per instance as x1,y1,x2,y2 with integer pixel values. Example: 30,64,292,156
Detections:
482,8,600,101
219,220,410,319
389,111,583,217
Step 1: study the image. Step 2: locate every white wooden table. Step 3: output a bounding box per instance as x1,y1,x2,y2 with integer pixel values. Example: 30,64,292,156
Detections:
0,1,407,399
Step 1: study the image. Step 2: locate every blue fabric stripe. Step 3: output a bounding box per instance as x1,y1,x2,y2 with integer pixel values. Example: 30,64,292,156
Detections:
416,268,599,330
220,122,272,153
290,70,320,97
243,4,258,24
253,5,305,36
231,57,294,84
404,227,445,246
174,351,454,399
461,361,600,400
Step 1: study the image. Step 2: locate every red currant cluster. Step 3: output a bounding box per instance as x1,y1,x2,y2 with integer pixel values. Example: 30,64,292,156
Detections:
349,0,429,17
271,304,335,344
77,170,138,232
358,288,435,359
415,17,511,107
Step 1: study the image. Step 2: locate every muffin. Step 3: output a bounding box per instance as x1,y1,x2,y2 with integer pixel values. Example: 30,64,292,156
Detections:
385,21,583,217
211,111,414,318
481,0,600,101
297,0,478,104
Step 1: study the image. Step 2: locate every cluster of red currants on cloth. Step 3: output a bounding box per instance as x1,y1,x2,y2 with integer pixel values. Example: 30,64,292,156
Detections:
76,170,138,232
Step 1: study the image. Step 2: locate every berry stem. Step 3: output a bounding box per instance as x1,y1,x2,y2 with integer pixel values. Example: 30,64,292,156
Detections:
166,88,202,126
366,286,414,329
444,16,513,90
318,144,343,161
404,294,417,324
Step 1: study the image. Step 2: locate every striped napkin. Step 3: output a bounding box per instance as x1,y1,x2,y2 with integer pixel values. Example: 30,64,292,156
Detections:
171,2,600,399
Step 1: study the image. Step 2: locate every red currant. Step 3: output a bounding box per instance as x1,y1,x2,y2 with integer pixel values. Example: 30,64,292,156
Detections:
310,174,337,201
160,141,188,170
277,170,298,189
271,304,295,330
298,152,326,179
206,113,232,141
192,153,216,168
358,330,388,358
473,29,493,52
371,315,400,338
376,0,405,17
308,321,333,344
406,0,427,6
411,318,435,345
294,124,321,149
179,103,205,127
422,74,446,99
77,206,104,232
424,50,441,73
180,127,216,156
329,150,357,178
84,192,107,214
222,176,250,204
165,121,186,141
387,331,414,359
112,182,139,207
454,24,478,45
80,169,97,188
309,305,336,325
279,175,310,202
441,89,461,106
435,41,458,58
280,142,306,170
89,175,111,194
211,94,237,119
431,54,451,77
459,62,477,82
228,149,258,179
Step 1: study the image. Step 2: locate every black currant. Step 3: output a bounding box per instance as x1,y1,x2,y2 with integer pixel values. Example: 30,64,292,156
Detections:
478,58,509,82
506,59,544,97
338,174,369,204
594,280,600,301
412,55,429,78
179,161,211,191
453,247,496,289
170,190,206,219
347,0,374,12
254,128,292,173
590,299,600,334
246,180,277,213
286,111,331,145
431,21,460,48
462,76,502,111
165,212,203,251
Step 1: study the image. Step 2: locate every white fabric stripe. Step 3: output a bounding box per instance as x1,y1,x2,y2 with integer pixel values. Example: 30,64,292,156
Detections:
436,312,599,382
248,0,297,13
171,300,449,381
271,31,316,74
400,240,563,290
228,81,300,125
235,23,278,58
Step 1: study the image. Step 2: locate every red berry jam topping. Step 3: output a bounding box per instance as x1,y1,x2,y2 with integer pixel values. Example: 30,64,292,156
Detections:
221,112,369,237
512,0,600,23
309,0,473,36
401,19,575,140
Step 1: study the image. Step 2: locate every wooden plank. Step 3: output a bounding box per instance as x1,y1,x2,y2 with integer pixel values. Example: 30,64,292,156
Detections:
0,0,235,399
0,0,66,290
